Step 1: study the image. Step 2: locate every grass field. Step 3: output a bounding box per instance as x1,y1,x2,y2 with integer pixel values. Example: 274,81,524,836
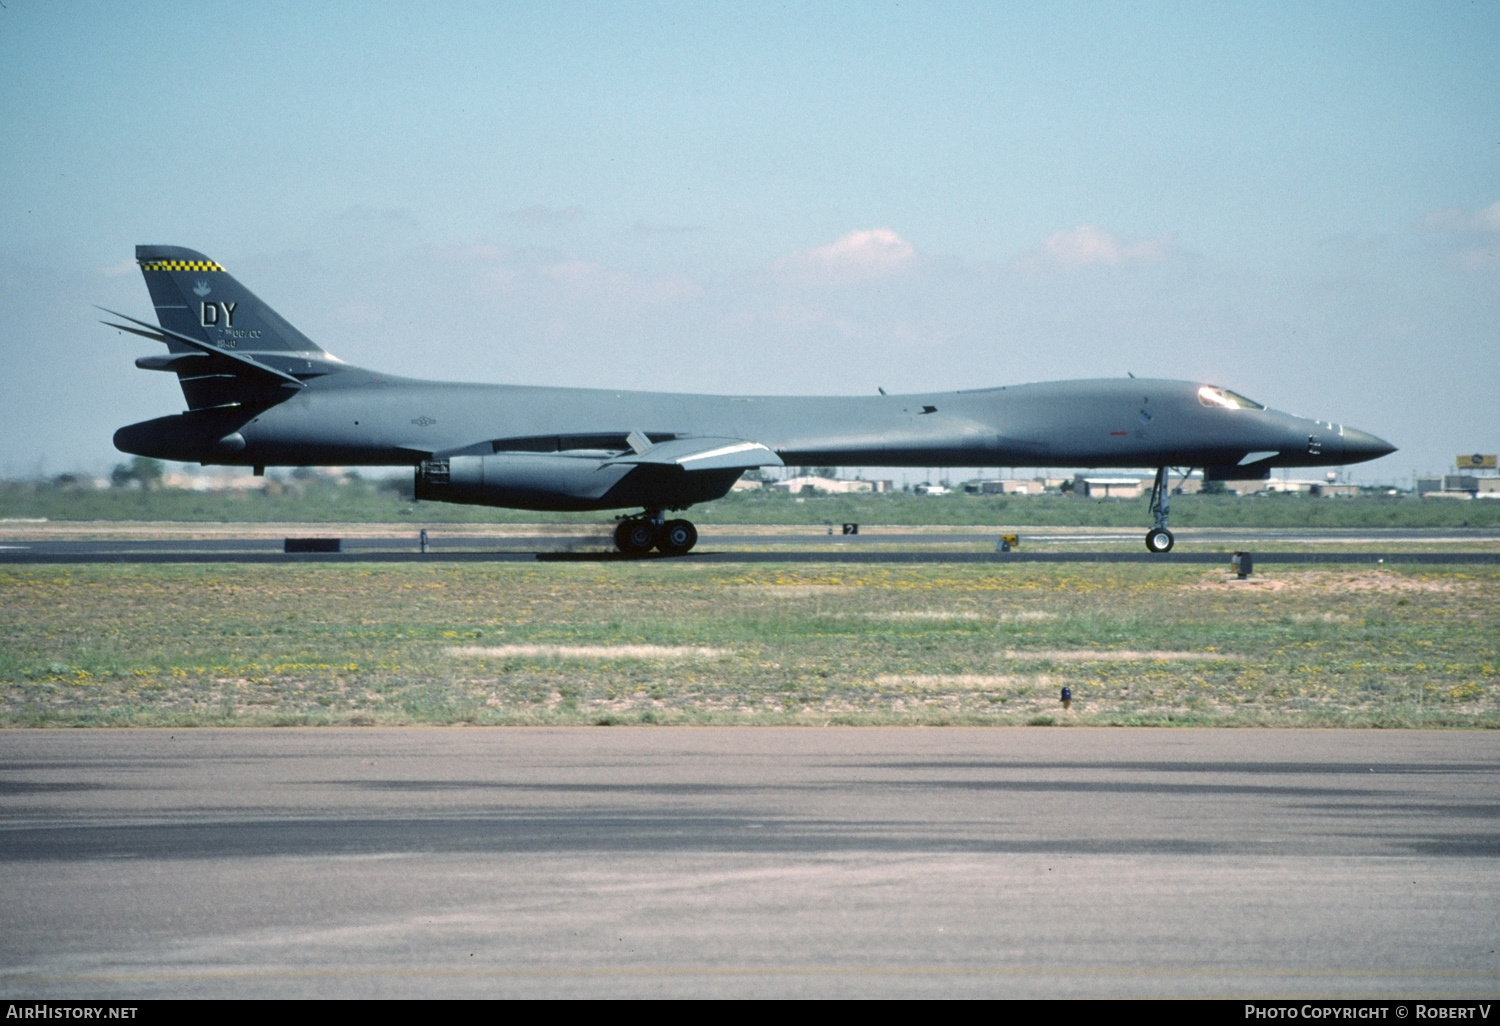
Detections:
2,561,1495,728
6,478,1500,528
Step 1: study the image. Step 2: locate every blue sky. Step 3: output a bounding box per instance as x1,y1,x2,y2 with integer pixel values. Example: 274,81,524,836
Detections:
1,1,1496,480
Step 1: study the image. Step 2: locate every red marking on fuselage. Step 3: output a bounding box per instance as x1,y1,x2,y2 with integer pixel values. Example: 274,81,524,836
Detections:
1109,431,1128,436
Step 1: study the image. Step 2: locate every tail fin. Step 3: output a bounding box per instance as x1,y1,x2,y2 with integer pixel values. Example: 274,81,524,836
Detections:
131,245,329,412
135,245,325,356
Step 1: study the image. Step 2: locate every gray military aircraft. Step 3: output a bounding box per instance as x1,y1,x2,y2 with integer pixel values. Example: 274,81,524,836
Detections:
106,245,1395,554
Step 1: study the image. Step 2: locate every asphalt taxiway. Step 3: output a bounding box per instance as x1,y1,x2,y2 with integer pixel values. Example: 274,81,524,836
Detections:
2,546,1495,564
3,526,1497,564
2,728,1496,998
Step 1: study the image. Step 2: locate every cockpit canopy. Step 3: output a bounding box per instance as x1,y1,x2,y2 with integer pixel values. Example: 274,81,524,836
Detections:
1197,386,1265,410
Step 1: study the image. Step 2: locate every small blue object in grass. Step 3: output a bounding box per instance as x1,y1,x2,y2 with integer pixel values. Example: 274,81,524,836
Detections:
1231,551,1253,578
1060,685,1072,710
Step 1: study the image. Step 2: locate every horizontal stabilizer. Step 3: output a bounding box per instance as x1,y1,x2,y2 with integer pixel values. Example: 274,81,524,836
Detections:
606,436,783,471
135,352,209,372
99,308,305,390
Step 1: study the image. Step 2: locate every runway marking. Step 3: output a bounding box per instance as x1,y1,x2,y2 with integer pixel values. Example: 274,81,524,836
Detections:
446,645,731,660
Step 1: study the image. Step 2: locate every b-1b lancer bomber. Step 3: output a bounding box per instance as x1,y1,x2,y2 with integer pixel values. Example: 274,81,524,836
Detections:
107,246,1396,554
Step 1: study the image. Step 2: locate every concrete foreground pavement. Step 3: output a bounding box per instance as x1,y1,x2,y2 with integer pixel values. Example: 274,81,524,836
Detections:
1,727,1496,998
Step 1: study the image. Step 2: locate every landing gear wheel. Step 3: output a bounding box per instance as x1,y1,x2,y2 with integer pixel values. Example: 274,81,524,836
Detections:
657,519,697,556
1145,527,1175,553
615,519,659,557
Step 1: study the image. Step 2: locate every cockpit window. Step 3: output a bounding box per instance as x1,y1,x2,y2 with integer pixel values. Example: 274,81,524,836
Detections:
1198,386,1265,410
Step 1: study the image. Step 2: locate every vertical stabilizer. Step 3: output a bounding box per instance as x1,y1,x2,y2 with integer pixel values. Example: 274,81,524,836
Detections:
131,245,328,412
135,245,325,356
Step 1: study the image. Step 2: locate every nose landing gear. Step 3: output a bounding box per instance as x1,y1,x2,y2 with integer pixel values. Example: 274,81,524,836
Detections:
1145,466,1177,553
613,511,699,557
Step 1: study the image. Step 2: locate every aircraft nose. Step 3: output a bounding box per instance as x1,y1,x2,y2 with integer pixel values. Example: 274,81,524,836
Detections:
1342,426,1397,464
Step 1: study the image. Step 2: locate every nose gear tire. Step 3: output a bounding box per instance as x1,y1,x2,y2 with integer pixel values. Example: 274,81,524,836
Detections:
1145,527,1175,553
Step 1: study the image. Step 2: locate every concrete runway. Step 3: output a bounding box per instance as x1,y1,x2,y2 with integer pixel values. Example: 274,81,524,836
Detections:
3,541,1499,565
4,526,1499,552
3,526,1497,564
1,728,1497,998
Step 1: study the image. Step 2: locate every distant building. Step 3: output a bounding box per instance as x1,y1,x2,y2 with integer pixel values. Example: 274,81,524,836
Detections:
976,480,1045,495
772,476,892,494
161,469,268,491
1311,482,1360,498
1075,476,1147,499
1209,479,1271,496
50,473,108,490
1420,474,1500,499
1170,472,1204,495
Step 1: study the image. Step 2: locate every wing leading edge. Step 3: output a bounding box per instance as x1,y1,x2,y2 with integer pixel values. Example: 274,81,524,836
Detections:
605,436,783,471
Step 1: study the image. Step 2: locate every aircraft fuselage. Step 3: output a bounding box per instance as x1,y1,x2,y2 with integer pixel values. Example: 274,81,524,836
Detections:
116,372,1388,476
108,244,1397,551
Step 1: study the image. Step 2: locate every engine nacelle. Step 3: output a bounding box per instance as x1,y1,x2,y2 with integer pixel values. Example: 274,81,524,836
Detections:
414,454,743,512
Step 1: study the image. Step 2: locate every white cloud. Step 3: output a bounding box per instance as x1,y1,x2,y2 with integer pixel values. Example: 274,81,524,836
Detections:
1416,201,1500,234
775,228,917,285
1022,224,1175,271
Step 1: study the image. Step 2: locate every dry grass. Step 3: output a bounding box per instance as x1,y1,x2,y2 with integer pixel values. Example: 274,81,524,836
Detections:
875,673,1047,689
1187,569,1485,593
998,649,1243,661
1,561,1496,727
447,644,730,659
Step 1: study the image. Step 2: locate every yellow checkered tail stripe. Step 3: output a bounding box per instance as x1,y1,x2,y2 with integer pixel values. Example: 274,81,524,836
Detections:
139,259,225,272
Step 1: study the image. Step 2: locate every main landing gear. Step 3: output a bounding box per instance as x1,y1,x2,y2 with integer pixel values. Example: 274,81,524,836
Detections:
1145,465,1176,553
614,511,698,557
